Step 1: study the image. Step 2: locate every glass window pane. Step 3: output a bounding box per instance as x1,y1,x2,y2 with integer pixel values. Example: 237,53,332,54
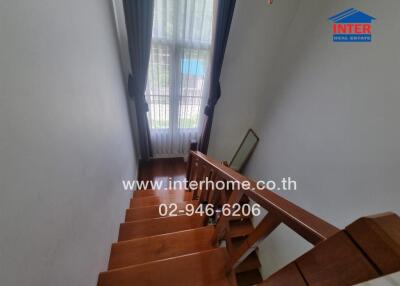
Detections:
146,45,170,129
146,0,213,132
178,48,209,129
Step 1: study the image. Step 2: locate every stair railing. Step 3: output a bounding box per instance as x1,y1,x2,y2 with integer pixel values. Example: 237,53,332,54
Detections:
187,151,400,286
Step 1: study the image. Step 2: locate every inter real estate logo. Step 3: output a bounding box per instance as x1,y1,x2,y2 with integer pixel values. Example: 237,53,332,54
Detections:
329,8,376,42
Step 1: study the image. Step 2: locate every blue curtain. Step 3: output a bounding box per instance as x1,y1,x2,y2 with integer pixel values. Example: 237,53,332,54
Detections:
123,0,154,160
198,0,236,154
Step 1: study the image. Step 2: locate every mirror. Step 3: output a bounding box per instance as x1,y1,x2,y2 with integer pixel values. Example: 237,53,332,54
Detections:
229,129,259,172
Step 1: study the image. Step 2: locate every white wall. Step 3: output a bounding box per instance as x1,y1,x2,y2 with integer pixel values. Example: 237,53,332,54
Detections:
208,0,301,162
209,0,400,281
112,0,141,158
0,0,137,285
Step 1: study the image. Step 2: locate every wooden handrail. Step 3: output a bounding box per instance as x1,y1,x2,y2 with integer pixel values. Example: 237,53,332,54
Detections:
188,151,339,244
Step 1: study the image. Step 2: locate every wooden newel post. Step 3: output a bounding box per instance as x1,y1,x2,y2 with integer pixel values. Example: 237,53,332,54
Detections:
186,151,193,183
186,141,198,194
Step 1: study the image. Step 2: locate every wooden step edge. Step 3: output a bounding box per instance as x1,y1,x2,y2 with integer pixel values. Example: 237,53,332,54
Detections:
111,225,214,248
99,247,233,276
108,226,216,270
99,249,237,286
132,188,188,197
120,213,203,225
129,196,194,208
100,248,236,286
118,214,206,241
103,249,220,274
125,202,191,222
128,199,198,210
131,193,193,202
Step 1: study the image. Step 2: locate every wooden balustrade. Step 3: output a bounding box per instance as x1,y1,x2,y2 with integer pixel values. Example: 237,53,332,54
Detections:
186,151,400,286
187,151,339,245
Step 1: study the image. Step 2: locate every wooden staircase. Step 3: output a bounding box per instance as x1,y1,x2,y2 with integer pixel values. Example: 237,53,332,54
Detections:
98,189,237,286
98,152,400,286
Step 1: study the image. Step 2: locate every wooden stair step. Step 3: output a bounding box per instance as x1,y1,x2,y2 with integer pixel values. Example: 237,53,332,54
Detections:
130,193,193,208
118,215,205,241
132,188,188,198
235,252,261,273
236,269,263,286
125,202,190,221
229,219,254,238
109,226,215,269
98,248,236,286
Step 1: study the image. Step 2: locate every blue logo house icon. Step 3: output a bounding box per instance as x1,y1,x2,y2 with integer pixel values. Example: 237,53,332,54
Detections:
329,8,376,42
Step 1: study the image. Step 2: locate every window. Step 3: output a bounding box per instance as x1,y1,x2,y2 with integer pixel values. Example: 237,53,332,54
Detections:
145,0,214,156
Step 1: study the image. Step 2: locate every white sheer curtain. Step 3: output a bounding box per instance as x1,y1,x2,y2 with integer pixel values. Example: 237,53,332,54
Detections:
145,0,214,157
